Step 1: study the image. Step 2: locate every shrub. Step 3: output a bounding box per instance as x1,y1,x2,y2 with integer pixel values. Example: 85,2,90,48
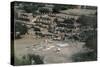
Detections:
15,22,28,39
77,15,97,27
14,54,44,65
72,51,97,62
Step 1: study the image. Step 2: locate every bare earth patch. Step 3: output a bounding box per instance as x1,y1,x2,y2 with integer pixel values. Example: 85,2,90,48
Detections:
14,35,87,63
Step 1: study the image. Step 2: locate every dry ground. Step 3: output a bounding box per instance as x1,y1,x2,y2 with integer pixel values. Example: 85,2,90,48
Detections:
14,34,88,64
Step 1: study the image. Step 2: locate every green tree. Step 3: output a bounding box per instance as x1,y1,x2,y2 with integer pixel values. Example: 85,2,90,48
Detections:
15,22,28,39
